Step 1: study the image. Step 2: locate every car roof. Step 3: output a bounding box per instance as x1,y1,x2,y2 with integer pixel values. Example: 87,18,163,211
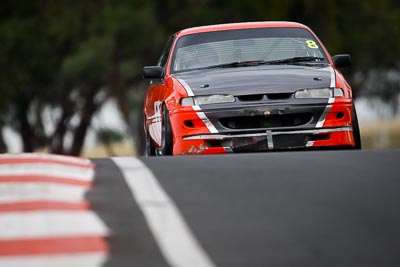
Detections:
176,21,310,37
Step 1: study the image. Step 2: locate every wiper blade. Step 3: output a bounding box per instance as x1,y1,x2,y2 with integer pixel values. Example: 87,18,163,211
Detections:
194,57,326,71
259,56,326,65
200,60,265,70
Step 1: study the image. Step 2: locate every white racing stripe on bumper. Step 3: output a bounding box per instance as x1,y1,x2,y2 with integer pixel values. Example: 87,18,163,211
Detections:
112,157,217,267
195,110,219,134
316,97,335,128
314,66,336,128
178,79,219,134
306,141,315,147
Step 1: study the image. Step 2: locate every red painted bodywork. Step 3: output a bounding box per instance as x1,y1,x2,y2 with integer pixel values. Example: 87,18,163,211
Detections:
144,22,357,155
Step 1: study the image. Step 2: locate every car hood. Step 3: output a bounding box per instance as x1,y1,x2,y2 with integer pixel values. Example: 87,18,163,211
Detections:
173,65,334,96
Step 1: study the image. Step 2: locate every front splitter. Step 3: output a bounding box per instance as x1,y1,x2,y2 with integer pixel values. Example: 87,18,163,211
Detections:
181,126,354,152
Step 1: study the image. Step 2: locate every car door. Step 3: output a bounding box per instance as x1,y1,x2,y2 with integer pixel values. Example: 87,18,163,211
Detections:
145,35,175,146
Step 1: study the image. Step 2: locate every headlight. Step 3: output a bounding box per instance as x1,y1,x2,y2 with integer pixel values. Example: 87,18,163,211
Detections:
294,88,344,99
181,94,235,106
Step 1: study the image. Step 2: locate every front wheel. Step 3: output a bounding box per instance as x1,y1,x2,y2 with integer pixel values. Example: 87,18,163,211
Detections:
352,105,362,149
161,104,173,155
145,122,156,157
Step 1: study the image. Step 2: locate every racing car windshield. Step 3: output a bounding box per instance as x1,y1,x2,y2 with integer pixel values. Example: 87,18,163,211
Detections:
171,27,328,73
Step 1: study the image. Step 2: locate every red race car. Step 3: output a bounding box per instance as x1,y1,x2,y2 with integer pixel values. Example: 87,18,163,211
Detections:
143,22,361,156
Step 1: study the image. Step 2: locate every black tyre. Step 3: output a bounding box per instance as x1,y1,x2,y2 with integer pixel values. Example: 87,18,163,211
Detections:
352,105,362,149
161,104,173,155
145,122,156,157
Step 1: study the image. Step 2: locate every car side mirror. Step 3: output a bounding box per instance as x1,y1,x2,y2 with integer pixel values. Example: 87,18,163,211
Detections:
143,66,164,79
332,54,351,68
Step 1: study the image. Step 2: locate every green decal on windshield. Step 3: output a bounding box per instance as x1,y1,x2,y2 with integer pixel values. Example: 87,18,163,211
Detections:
306,40,319,49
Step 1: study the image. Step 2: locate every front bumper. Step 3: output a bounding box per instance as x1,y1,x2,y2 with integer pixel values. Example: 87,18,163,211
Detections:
169,101,355,155
181,127,354,154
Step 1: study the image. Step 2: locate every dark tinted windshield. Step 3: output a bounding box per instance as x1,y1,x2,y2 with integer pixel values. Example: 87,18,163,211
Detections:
171,27,327,73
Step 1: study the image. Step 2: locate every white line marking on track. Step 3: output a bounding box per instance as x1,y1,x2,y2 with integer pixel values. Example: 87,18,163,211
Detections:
0,252,107,267
0,211,108,239
112,157,217,267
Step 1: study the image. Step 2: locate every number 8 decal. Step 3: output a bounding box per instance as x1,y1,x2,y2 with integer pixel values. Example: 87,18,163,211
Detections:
306,40,319,49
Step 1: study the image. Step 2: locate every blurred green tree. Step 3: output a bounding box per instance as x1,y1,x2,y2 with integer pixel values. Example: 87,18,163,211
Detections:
0,0,164,155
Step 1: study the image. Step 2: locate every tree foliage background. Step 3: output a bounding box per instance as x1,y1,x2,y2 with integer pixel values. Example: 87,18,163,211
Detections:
1,0,399,154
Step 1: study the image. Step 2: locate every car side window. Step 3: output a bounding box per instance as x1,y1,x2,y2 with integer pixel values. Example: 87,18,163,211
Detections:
158,35,175,68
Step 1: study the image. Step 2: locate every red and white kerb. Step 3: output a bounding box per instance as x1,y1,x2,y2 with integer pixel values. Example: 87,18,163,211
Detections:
0,153,108,267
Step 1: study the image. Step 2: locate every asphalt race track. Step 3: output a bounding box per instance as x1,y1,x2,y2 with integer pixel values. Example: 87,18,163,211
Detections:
90,149,400,267
1,150,399,267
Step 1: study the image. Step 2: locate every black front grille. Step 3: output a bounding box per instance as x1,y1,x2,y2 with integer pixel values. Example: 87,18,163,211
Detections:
219,113,312,129
266,93,293,100
237,94,264,102
236,93,293,102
